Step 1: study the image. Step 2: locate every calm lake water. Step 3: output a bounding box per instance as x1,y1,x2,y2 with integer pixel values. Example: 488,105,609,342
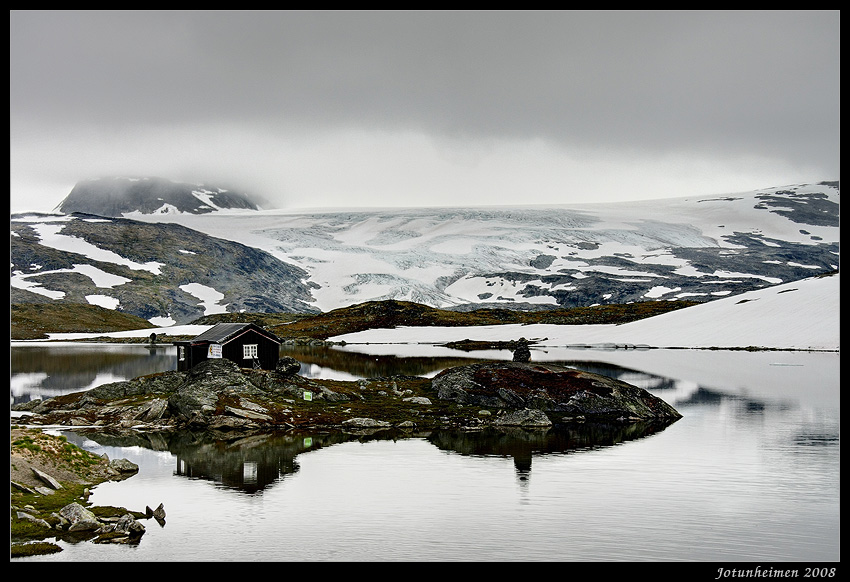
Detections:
10,342,840,563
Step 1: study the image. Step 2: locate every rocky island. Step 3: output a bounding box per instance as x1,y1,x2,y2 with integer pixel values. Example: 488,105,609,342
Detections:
12,356,681,433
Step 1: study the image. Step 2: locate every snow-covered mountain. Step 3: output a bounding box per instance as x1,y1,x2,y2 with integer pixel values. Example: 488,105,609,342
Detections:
11,180,839,325
56,176,264,216
129,181,839,313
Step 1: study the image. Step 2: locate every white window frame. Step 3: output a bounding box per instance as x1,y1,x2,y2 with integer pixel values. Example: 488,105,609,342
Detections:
243,344,258,359
178,346,185,361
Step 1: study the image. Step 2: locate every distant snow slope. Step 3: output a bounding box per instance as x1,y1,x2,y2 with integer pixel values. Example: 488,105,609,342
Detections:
131,182,839,312
329,273,840,351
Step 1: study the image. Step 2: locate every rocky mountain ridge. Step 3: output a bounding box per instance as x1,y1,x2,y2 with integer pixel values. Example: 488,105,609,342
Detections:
11,213,318,325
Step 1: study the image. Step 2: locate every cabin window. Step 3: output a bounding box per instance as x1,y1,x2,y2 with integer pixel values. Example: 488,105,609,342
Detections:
243,344,258,359
178,346,185,361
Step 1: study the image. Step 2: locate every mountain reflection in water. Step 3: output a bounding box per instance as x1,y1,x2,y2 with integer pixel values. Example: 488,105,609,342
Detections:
73,420,674,494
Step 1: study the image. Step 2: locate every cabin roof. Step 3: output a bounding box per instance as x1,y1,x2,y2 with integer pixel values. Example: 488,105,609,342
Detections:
184,322,281,345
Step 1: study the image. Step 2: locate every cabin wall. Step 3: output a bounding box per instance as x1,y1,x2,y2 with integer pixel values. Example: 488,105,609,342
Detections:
176,329,280,371
228,329,281,370
176,343,213,372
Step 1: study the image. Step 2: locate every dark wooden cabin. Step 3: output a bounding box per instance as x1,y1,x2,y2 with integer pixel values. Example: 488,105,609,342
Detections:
174,322,282,371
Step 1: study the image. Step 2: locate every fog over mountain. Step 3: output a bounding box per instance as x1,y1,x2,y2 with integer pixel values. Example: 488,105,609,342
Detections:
56,176,265,216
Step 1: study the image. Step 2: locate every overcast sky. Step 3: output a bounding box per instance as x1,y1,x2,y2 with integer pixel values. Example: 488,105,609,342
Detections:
9,10,840,213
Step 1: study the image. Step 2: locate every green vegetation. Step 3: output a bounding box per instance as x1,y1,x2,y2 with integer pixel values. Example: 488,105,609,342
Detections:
11,302,154,340
10,541,64,558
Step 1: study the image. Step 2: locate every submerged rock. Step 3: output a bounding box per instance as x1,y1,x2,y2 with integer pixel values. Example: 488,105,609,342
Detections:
432,362,682,422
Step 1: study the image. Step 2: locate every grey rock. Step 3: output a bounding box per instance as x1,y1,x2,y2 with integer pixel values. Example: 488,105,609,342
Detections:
135,398,169,422
342,417,391,428
84,371,186,402
11,399,42,412
319,386,350,402
59,502,101,531
493,408,553,427
108,458,139,474
225,405,273,421
113,513,146,537
11,481,37,494
31,467,63,490
146,503,166,522
16,511,51,529
402,396,432,405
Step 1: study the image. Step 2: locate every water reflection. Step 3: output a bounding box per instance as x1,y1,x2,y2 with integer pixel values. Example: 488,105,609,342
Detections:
10,344,175,406
72,420,676,495
427,422,674,484
285,344,494,379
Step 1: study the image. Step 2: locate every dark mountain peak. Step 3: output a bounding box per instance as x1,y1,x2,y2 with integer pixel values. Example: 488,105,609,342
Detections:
55,176,262,217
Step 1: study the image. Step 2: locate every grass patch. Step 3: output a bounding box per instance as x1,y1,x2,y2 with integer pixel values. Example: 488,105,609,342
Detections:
11,302,155,340
10,541,63,558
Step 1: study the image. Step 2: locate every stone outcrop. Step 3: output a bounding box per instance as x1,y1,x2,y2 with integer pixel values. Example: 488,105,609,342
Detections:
432,361,682,422
167,359,267,423
57,502,148,542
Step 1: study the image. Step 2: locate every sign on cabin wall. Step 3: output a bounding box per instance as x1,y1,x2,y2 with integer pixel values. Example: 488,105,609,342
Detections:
208,344,223,359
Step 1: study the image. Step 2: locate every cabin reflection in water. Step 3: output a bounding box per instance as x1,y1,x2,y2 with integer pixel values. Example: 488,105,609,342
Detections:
171,433,324,494
168,421,675,494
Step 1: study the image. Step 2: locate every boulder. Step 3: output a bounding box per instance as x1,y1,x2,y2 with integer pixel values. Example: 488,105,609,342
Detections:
402,396,432,405
146,503,166,525
16,511,51,529
108,458,140,475
432,362,682,422
59,502,101,532
31,467,63,490
168,359,265,422
274,357,302,377
97,513,146,538
135,398,169,422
